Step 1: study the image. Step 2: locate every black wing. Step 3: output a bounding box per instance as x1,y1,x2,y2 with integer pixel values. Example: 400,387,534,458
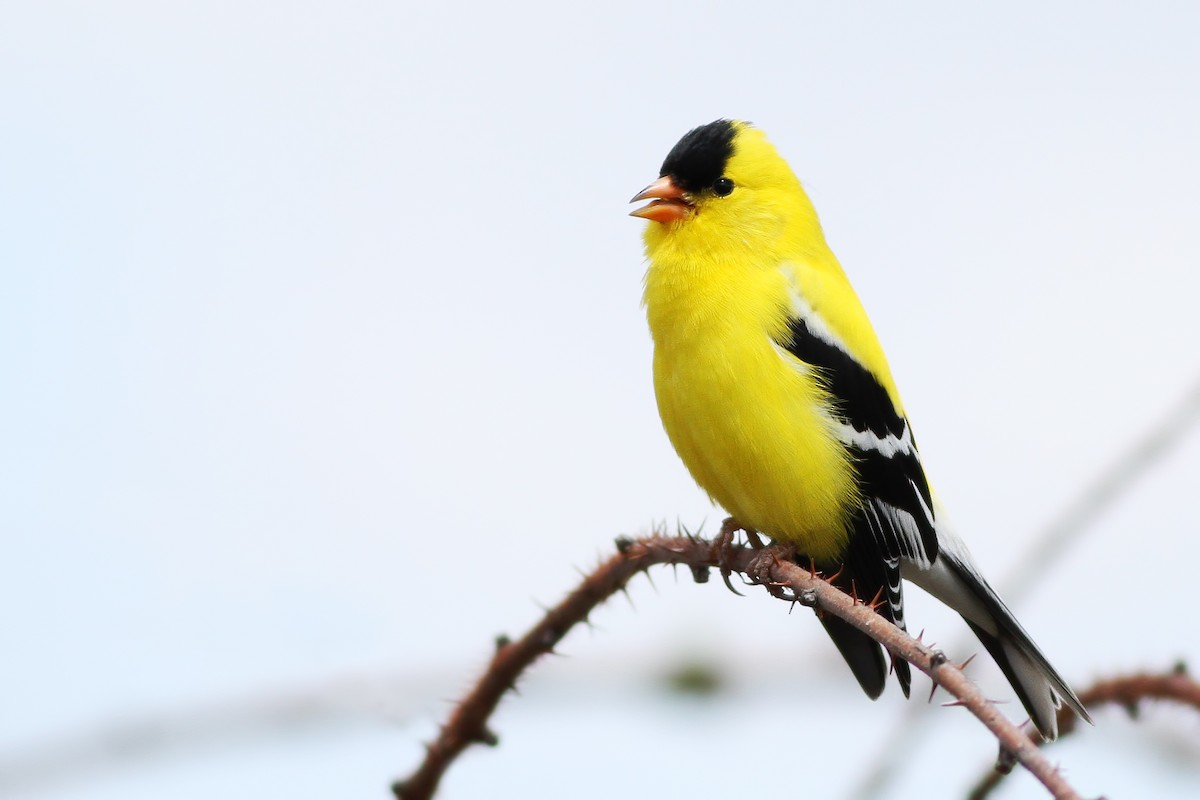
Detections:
776,310,939,697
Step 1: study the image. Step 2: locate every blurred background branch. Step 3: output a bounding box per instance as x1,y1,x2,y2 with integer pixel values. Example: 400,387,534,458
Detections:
968,666,1200,800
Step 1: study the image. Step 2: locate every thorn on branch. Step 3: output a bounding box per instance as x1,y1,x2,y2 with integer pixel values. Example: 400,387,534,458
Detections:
615,536,635,554
644,570,658,592
691,564,710,584
867,586,886,611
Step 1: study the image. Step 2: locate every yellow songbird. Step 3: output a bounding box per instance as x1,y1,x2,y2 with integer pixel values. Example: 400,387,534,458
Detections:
632,119,1088,738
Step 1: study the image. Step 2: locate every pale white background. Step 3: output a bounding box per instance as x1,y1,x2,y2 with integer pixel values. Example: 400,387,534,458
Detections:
4,2,1200,798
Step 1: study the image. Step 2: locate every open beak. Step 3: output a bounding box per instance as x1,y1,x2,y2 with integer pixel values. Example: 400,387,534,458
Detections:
629,176,691,223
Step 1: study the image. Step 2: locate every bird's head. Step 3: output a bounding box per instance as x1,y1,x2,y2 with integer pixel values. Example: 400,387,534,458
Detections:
630,119,825,259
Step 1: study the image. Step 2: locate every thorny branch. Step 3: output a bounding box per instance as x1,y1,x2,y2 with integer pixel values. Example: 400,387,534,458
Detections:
394,534,1092,800
968,666,1200,799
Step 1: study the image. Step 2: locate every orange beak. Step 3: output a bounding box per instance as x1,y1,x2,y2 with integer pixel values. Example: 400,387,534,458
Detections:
629,176,691,223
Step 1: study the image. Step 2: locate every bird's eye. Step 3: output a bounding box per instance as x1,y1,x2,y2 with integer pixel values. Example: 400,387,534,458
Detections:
711,177,735,197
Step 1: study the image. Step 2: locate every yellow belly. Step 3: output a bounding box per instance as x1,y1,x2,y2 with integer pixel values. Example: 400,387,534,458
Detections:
651,306,857,561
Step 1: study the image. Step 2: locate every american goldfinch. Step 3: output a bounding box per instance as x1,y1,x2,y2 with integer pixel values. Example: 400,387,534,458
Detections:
631,119,1089,738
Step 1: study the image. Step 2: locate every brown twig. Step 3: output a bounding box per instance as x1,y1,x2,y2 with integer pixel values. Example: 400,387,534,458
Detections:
968,666,1200,799
395,535,1089,800
391,536,664,800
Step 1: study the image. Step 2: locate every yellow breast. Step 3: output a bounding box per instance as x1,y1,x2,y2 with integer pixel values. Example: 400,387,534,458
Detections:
644,248,857,561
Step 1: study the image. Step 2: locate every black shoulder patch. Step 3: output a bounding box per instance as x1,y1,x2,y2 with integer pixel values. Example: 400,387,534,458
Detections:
782,316,907,441
660,119,737,193
778,315,938,562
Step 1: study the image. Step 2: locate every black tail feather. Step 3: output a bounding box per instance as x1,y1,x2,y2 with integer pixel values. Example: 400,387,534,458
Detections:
965,620,1052,735
819,614,889,698
812,539,913,699
938,553,1091,739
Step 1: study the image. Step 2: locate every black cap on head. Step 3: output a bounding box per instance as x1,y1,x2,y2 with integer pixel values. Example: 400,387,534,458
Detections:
659,119,737,193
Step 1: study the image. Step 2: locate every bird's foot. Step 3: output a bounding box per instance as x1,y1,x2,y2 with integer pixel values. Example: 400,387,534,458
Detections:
711,518,754,596
745,544,798,595
743,528,767,550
